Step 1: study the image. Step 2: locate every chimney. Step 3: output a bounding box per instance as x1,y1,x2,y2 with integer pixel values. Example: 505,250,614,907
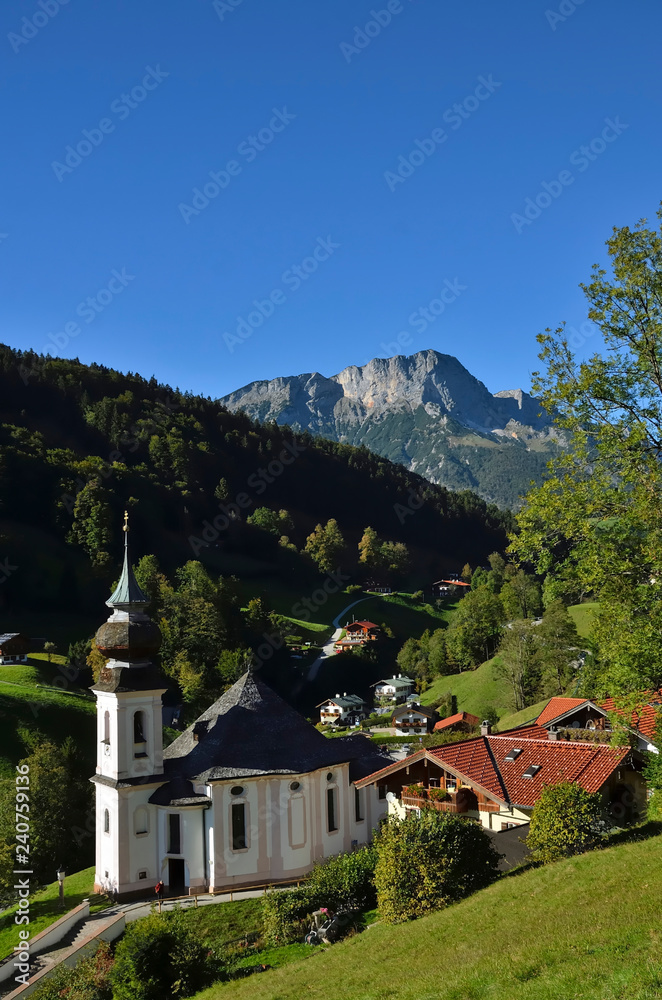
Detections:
481,720,492,736
336,693,341,698
343,692,347,697
548,725,559,741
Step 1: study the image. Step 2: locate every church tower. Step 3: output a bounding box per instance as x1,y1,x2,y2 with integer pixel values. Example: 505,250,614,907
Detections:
92,514,166,898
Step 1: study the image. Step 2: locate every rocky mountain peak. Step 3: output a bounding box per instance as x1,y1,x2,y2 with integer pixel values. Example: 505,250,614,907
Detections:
220,350,558,508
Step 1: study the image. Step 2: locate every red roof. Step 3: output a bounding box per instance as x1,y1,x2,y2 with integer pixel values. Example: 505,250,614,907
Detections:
434,711,480,731
485,736,629,807
535,693,662,740
357,729,630,809
346,621,379,630
600,694,662,740
428,738,505,799
536,697,587,727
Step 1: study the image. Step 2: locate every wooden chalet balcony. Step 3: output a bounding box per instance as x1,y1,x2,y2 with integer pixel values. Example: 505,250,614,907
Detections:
401,786,499,815
401,789,470,814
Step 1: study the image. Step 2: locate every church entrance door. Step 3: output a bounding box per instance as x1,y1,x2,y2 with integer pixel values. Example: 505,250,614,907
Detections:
168,858,186,896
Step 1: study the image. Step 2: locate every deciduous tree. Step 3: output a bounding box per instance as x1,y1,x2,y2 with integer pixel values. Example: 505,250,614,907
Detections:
374,811,501,923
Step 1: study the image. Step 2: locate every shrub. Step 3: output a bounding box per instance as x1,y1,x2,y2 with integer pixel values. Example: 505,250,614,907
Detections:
263,845,377,943
110,910,226,999
374,811,502,923
306,844,377,910
526,782,604,864
30,941,113,999
411,590,424,602
346,584,364,595
262,887,317,945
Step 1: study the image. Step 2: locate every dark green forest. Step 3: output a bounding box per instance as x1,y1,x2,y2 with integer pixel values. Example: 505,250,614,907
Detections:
0,344,511,620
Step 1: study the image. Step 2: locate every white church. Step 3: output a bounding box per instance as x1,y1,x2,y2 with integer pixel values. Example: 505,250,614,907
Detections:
92,523,389,899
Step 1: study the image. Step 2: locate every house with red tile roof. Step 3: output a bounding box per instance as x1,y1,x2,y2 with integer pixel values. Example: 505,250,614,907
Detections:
334,620,381,652
355,719,647,832
534,694,661,750
434,710,480,733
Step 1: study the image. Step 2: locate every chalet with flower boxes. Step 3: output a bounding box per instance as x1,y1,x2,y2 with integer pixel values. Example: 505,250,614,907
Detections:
372,675,416,704
317,693,367,726
434,710,480,734
392,703,437,735
534,695,661,752
355,717,648,832
0,632,30,664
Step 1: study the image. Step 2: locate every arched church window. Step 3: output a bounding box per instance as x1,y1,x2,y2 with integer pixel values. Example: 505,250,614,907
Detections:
104,809,110,834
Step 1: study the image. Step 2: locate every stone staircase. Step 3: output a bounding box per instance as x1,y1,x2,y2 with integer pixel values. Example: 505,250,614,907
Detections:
0,910,124,999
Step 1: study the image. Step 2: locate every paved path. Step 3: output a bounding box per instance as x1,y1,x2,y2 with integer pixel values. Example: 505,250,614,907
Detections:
306,595,384,682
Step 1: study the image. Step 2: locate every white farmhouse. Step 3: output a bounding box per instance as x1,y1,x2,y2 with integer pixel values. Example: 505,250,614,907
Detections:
317,694,367,726
372,675,415,704
92,522,388,900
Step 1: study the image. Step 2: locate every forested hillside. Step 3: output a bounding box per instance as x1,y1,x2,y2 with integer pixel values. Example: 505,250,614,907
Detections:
0,345,511,621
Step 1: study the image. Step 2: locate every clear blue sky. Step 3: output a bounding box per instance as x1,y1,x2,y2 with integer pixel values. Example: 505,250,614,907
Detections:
2,0,660,398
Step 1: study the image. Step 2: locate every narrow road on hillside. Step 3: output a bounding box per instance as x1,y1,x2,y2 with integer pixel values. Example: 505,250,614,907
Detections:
306,596,383,682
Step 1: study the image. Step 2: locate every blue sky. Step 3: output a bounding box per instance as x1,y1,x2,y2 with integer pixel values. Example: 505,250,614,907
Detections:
1,0,660,398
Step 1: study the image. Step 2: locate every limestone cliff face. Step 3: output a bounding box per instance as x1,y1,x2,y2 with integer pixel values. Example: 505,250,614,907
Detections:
220,351,561,509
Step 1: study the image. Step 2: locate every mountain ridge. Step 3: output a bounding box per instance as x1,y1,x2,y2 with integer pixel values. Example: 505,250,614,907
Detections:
220,350,562,509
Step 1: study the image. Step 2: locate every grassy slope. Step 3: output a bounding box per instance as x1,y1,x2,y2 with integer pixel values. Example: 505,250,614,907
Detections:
184,897,264,947
0,867,110,961
422,603,598,725
356,593,455,640
424,656,511,718
568,601,599,639
0,656,95,777
498,698,549,730
196,830,662,1000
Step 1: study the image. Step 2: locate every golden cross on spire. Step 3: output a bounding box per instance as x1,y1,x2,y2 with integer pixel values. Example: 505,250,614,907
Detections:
123,510,129,533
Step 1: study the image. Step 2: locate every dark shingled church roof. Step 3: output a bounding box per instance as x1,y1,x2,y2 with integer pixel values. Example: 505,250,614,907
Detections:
164,671,389,782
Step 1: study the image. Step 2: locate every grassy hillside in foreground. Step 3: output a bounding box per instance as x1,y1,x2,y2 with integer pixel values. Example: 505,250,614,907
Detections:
195,828,662,1000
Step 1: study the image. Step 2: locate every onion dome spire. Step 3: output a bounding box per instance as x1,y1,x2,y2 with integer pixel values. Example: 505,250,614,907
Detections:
106,511,149,610
95,512,161,666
